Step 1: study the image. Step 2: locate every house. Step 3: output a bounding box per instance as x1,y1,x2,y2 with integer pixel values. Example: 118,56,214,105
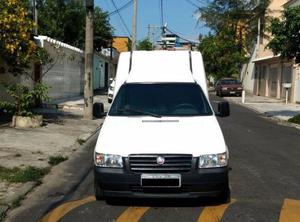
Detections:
241,0,300,103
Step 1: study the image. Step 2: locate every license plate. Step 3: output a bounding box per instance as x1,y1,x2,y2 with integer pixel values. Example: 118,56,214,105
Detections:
230,91,236,94
141,174,181,188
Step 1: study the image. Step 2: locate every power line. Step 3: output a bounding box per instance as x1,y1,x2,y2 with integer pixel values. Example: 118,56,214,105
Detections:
111,0,131,36
184,0,205,8
166,27,199,44
108,0,133,16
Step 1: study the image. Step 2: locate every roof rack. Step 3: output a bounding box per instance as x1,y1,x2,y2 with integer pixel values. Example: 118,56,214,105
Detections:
129,51,133,73
189,51,193,74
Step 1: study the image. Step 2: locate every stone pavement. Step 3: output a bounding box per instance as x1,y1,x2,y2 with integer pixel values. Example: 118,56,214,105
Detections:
222,93,300,121
0,94,108,221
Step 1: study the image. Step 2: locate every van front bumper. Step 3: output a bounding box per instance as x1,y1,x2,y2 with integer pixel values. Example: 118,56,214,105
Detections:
94,166,229,199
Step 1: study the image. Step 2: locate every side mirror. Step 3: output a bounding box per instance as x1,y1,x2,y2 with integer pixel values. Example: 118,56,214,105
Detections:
93,102,105,118
217,102,230,117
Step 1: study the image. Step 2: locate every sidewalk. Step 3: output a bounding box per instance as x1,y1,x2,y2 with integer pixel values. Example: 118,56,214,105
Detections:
0,95,108,221
223,93,300,122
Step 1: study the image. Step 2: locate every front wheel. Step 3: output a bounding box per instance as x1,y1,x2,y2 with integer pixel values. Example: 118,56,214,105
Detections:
94,180,104,201
219,187,231,204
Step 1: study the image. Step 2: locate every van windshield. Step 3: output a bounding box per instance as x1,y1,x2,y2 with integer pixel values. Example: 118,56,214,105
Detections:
109,83,213,117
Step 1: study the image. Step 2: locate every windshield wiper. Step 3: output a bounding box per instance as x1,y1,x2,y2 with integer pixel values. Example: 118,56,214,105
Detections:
117,108,161,118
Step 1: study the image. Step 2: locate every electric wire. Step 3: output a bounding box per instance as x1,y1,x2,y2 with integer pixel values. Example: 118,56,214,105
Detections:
184,0,206,8
166,27,199,44
111,0,131,36
108,0,133,16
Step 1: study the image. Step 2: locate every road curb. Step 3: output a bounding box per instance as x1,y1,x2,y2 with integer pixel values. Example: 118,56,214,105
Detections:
5,124,102,222
224,98,300,130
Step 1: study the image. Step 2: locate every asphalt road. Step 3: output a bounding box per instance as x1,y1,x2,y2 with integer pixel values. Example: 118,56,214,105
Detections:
18,95,300,222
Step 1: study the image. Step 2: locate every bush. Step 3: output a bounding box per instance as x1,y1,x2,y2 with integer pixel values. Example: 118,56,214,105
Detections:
0,166,50,183
288,114,300,125
48,155,68,166
0,83,49,117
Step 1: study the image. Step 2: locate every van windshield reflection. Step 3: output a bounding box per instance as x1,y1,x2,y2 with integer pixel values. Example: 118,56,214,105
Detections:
109,83,213,117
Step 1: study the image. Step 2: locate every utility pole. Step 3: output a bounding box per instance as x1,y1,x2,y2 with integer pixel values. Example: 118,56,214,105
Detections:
132,0,137,50
84,0,94,119
33,0,38,35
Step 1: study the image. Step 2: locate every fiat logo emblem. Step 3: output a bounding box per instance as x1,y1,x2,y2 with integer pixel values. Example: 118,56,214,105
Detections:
157,156,165,165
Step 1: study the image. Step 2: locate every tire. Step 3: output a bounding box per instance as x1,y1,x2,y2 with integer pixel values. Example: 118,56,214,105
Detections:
94,180,104,201
219,187,231,204
219,92,223,97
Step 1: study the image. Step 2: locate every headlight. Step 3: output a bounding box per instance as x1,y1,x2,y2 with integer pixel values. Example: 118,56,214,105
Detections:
94,152,123,168
222,87,228,90
237,87,243,90
199,152,228,168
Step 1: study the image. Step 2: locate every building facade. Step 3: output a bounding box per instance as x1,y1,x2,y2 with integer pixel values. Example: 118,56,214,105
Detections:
241,0,300,103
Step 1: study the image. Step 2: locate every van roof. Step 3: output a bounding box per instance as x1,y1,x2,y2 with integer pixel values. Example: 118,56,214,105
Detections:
126,51,195,83
114,50,208,98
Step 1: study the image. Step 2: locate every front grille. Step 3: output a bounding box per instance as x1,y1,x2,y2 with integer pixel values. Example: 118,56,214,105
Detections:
128,154,193,173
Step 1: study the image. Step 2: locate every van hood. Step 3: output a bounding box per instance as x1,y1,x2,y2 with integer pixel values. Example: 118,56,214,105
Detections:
95,116,227,157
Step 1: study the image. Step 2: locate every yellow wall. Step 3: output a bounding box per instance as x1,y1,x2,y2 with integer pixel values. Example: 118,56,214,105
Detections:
112,37,130,52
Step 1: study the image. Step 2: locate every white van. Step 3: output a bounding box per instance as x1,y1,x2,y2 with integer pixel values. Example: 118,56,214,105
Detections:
94,51,230,202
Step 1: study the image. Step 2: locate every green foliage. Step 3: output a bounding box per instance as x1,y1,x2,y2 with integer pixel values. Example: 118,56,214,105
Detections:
11,194,26,208
0,0,39,75
196,0,271,80
0,83,49,116
198,0,253,32
288,114,300,125
48,155,68,166
0,166,49,183
37,0,113,50
267,6,300,62
136,38,153,51
198,28,247,80
77,138,85,145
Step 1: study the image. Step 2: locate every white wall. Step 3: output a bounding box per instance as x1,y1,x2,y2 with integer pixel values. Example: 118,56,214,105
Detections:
39,38,84,100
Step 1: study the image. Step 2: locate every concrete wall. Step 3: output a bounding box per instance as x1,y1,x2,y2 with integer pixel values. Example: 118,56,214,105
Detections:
40,39,84,100
240,47,257,92
0,58,34,102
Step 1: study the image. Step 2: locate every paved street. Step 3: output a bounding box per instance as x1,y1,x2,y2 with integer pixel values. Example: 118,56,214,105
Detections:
8,95,300,222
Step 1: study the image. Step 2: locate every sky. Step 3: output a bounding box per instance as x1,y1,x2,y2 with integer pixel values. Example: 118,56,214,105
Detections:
95,0,210,43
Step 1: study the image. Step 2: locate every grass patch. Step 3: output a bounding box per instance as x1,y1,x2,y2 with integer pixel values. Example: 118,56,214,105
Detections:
0,166,49,183
48,155,68,166
288,114,300,125
0,209,6,222
77,138,85,145
11,195,26,208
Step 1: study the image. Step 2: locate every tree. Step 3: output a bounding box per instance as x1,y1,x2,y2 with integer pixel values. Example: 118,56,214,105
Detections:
37,0,113,50
267,6,300,62
0,0,37,75
196,0,271,80
136,38,153,51
198,28,247,80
